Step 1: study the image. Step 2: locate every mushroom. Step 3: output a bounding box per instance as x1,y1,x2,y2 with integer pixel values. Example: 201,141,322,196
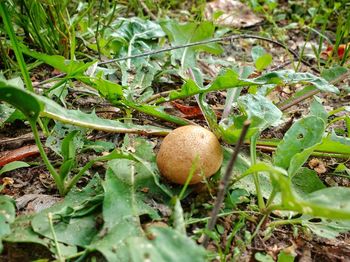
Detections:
156,125,223,185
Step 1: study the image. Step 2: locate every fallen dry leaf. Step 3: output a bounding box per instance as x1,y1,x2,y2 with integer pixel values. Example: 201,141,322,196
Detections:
205,0,263,28
0,144,40,167
171,101,203,118
321,43,350,60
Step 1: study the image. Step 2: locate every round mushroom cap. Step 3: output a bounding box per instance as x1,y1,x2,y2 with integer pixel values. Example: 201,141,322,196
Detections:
156,125,223,184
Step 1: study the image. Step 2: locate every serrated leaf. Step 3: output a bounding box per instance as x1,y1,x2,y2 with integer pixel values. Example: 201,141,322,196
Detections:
120,100,189,126
156,69,339,104
161,20,223,69
91,76,124,101
316,133,350,157
238,94,282,130
21,46,97,76
0,80,43,122
254,70,339,93
301,215,350,239
1,82,169,135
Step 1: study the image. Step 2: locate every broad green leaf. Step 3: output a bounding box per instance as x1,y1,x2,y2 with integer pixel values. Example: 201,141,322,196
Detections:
321,66,348,81
288,145,317,177
92,219,141,262
156,70,245,103
102,168,156,226
255,53,273,71
277,251,295,262
310,97,328,122
218,94,282,143
0,195,15,252
31,176,103,246
0,161,30,176
2,83,169,135
274,116,325,172
106,142,174,199
251,46,267,62
0,103,15,126
255,252,274,262
303,187,350,215
161,20,223,69
316,134,350,157
251,45,273,71
110,17,165,57
128,227,207,262
107,18,165,90
219,116,259,144
46,123,85,157
156,69,338,104
90,167,158,261
120,100,189,126
222,148,273,200
292,167,326,196
4,215,77,257
301,215,350,239
0,80,43,122
238,94,282,130
37,93,171,135
225,188,250,209
61,130,79,161
330,130,350,145
254,70,339,93
292,187,350,219
91,75,124,101
21,46,97,76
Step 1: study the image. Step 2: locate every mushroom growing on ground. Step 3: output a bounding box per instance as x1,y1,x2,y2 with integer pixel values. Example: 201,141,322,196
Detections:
156,125,223,185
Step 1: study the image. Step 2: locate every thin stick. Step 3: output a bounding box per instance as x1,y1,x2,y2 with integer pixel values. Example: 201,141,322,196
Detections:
99,34,315,72
139,0,157,20
202,120,251,248
33,34,318,87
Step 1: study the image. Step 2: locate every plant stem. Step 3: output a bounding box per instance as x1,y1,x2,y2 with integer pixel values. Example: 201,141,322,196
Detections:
30,121,64,195
48,212,63,261
202,120,251,248
265,187,277,207
0,2,33,92
250,133,265,210
250,214,268,242
64,159,94,195
268,218,303,228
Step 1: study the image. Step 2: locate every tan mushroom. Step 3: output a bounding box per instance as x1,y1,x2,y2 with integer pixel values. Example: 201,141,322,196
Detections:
156,125,223,184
